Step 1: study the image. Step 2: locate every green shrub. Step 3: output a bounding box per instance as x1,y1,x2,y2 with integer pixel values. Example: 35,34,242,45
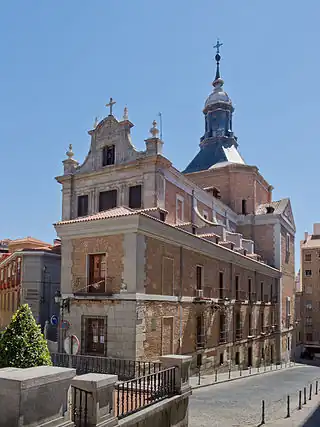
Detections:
0,304,52,368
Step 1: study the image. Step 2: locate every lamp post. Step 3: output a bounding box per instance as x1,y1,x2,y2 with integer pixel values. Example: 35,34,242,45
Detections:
54,290,70,353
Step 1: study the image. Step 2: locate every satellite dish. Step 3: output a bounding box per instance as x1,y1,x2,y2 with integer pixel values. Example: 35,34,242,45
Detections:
64,335,80,355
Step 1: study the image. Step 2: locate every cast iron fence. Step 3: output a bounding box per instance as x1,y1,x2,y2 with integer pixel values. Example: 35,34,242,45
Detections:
51,352,162,381
115,366,177,419
72,386,91,427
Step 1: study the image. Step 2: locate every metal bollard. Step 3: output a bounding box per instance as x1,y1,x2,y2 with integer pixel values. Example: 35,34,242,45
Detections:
298,390,302,410
228,369,231,380
261,400,265,425
198,367,201,385
304,387,307,405
249,366,252,375
240,366,242,377
316,381,318,395
286,395,290,418
309,384,312,400
215,369,218,382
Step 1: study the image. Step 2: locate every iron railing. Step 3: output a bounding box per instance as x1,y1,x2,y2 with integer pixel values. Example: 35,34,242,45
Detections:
115,366,176,419
51,352,162,381
72,386,91,427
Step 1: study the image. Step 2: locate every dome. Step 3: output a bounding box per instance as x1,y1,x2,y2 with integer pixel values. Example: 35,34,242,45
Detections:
205,80,232,108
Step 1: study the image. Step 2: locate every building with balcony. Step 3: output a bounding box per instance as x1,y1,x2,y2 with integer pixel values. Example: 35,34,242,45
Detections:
299,224,320,357
54,45,295,370
0,237,61,337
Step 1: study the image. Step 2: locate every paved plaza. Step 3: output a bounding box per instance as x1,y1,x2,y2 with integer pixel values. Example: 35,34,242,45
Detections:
189,364,320,426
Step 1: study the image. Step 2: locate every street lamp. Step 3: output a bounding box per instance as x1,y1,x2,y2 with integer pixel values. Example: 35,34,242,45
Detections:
54,290,70,352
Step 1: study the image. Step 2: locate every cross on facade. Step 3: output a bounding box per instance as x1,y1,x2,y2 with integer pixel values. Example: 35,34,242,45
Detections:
106,97,116,116
214,39,223,54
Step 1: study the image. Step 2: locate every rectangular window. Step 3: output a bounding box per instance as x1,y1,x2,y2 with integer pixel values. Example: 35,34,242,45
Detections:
306,301,312,311
248,313,253,336
248,278,253,301
235,275,240,300
196,265,203,290
241,199,247,215
196,315,204,348
176,195,184,222
129,185,142,209
260,311,264,333
235,312,242,340
270,284,273,303
305,270,312,277
260,282,264,301
85,317,106,355
306,316,312,326
305,253,312,262
77,195,89,217
219,313,226,343
99,189,117,211
286,233,290,254
219,272,224,299
220,353,224,365
88,254,106,293
102,145,115,166
286,296,291,316
306,333,313,342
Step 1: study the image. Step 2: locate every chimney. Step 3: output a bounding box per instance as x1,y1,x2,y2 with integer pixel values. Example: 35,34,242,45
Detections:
304,232,308,242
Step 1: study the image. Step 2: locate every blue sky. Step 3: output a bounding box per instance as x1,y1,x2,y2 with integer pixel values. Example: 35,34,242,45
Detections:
1,1,319,268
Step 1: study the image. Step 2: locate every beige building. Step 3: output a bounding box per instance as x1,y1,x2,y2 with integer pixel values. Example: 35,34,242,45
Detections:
54,48,295,369
299,224,320,355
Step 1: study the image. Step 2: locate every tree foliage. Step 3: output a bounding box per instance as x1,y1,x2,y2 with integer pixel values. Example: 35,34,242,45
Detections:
0,304,52,368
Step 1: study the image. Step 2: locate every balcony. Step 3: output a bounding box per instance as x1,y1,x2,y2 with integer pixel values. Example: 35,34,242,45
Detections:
193,288,211,303
73,276,115,296
219,330,227,344
196,334,206,349
235,328,242,340
212,288,231,301
248,292,257,303
262,294,270,304
235,290,247,302
248,328,257,338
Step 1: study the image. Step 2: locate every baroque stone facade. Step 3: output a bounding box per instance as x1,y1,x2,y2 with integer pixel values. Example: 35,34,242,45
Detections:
54,48,295,369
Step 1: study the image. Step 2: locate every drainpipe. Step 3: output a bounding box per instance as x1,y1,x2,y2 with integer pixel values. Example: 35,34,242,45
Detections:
179,246,183,354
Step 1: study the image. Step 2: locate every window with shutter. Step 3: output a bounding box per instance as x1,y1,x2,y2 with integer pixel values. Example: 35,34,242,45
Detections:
129,185,142,209
99,190,117,211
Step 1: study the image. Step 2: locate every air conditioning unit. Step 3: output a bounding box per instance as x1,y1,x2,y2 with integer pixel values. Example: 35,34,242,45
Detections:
196,289,204,299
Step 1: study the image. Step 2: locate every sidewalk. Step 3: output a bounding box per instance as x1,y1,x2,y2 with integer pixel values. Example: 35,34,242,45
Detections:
190,361,300,389
266,396,320,426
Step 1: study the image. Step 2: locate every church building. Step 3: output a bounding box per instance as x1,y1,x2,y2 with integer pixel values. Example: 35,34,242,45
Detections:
54,43,295,370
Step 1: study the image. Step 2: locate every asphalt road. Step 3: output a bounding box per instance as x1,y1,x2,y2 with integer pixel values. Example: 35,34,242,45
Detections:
189,365,320,427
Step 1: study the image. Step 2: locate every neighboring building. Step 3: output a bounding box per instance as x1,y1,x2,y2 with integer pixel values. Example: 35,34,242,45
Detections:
0,239,10,254
54,45,295,369
299,224,320,356
0,237,61,336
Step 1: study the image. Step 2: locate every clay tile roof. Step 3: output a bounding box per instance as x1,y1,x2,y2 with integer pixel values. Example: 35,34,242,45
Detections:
55,206,163,226
255,198,289,216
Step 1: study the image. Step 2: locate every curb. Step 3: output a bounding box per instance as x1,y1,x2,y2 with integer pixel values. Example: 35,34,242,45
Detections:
191,364,299,390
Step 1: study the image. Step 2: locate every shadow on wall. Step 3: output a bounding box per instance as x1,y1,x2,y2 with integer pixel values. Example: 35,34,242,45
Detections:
302,404,320,426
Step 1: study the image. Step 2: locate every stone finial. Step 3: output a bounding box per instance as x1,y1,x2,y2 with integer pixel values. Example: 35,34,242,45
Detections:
123,106,129,121
93,117,99,129
66,144,74,159
150,120,159,138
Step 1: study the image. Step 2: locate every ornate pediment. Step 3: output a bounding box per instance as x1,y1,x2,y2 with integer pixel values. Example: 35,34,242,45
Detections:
95,116,121,149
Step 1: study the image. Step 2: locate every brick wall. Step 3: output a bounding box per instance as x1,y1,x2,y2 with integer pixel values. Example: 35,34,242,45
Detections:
71,235,124,293
164,180,192,225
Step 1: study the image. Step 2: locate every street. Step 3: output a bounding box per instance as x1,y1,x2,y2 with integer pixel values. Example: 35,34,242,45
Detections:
189,365,320,426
